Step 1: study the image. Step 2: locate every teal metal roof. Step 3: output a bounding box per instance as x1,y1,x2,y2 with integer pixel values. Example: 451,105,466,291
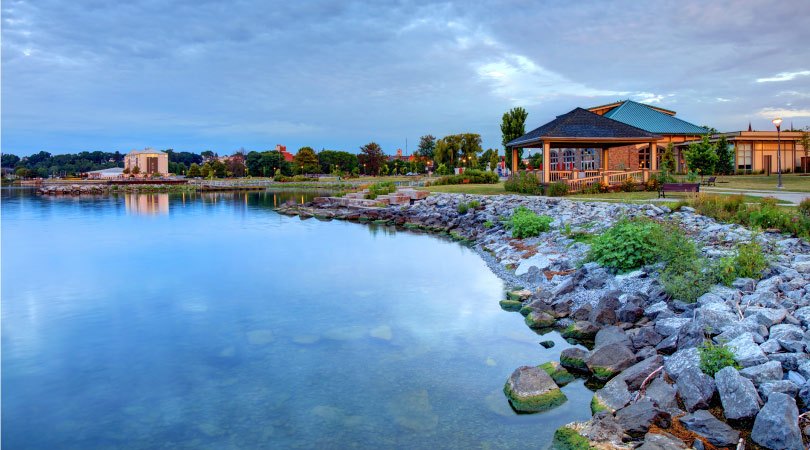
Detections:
602,100,710,136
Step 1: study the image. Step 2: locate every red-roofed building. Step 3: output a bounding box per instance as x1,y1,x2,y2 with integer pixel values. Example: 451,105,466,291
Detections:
275,145,295,162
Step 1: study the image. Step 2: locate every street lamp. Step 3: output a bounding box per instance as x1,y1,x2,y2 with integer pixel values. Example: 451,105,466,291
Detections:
773,118,783,189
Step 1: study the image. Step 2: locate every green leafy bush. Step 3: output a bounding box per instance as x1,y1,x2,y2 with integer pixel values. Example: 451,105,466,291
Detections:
505,207,553,238
687,194,809,239
432,169,498,185
698,340,740,377
483,220,494,228
293,175,318,182
469,200,481,208
587,218,662,271
547,180,569,197
620,176,637,192
273,174,292,182
457,202,469,214
504,172,542,195
800,198,810,218
733,239,768,280
660,263,713,303
365,181,397,199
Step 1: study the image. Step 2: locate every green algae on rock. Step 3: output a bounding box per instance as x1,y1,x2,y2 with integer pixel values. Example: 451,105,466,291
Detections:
498,299,523,312
551,425,591,450
525,310,556,329
506,289,531,301
590,395,608,414
539,361,575,386
503,365,567,413
560,348,590,373
561,321,598,341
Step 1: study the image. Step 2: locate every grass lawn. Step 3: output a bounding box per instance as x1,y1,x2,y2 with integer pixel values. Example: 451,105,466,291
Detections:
685,174,810,192
417,182,518,195
568,191,790,204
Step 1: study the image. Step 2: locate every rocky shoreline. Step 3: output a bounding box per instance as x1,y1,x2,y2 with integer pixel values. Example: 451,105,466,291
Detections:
279,193,810,450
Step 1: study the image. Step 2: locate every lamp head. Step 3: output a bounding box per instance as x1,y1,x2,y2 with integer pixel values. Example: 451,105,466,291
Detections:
773,118,783,128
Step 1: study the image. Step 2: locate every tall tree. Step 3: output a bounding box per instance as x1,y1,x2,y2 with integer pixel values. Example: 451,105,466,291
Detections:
660,142,676,175
799,126,810,173
317,150,357,174
201,150,215,160
188,163,202,177
501,107,528,160
2,154,20,167
490,149,499,172
714,135,734,175
685,135,719,175
294,147,319,174
359,142,386,175
459,133,483,168
417,135,436,161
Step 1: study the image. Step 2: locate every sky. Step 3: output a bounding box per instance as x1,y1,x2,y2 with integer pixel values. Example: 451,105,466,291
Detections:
2,0,810,157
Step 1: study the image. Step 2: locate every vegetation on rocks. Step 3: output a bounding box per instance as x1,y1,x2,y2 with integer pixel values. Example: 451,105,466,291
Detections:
586,218,662,272
698,340,740,377
551,426,590,450
676,194,810,239
430,169,499,186
505,207,553,238
365,181,397,199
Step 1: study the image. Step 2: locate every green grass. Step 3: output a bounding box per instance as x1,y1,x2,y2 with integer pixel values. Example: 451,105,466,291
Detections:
568,191,790,204
687,174,810,192
418,182,521,195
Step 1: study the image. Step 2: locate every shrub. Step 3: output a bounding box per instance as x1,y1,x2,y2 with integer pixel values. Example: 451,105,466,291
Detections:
504,172,542,195
661,263,713,303
710,257,737,286
587,218,662,271
698,340,740,377
273,174,292,182
483,220,494,228
620,176,637,192
469,200,481,208
457,202,469,214
547,180,569,197
293,175,317,182
505,207,553,238
733,239,768,279
432,169,499,185
365,181,396,199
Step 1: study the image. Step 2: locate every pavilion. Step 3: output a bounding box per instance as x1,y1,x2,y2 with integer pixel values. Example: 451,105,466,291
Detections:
506,108,662,191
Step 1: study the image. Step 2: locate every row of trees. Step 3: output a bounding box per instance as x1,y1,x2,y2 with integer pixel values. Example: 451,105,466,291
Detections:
664,136,735,176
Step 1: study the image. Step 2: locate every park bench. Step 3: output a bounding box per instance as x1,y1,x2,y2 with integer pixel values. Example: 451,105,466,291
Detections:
700,176,717,187
658,183,700,198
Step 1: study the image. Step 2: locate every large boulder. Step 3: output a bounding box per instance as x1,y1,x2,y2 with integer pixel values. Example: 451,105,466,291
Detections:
636,432,688,450
594,326,631,349
744,306,787,327
740,360,783,385
525,310,555,329
751,392,803,450
620,355,665,391
561,321,599,341
644,377,679,412
629,327,663,350
560,347,589,373
663,347,700,382
503,366,566,412
715,366,762,420
586,343,637,381
655,317,691,337
592,376,632,414
769,352,808,372
589,293,621,325
679,410,740,447
676,368,716,412
759,380,799,402
615,400,671,437
726,332,769,367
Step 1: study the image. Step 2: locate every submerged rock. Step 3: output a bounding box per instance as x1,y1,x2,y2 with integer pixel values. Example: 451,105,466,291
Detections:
539,361,575,386
560,347,590,373
503,365,566,412
385,390,439,432
525,310,555,329
498,299,523,311
561,321,599,341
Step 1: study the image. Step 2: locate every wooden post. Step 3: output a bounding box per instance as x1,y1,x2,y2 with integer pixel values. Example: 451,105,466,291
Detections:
511,147,518,176
543,141,551,184
650,142,658,171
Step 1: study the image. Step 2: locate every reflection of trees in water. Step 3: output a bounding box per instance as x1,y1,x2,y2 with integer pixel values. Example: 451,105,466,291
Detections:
165,190,327,211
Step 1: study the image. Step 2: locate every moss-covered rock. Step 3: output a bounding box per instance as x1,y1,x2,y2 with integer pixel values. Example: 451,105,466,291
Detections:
561,321,599,341
551,426,591,450
539,361,575,386
498,299,523,312
560,348,590,373
590,395,608,414
525,310,555,329
540,340,555,349
506,289,532,301
519,305,533,316
503,366,567,413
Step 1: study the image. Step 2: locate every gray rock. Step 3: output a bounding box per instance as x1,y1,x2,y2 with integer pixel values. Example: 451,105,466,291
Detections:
797,360,810,380
619,355,665,391
644,377,679,412
636,432,688,450
677,319,705,350
793,306,810,327
577,410,628,448
759,380,799,402
664,347,700,382
799,381,810,410
571,303,593,321
760,339,783,353
552,278,575,298
715,366,762,420
560,347,589,372
636,346,658,361
655,317,691,337
756,276,783,293
769,352,809,372
644,301,671,320
594,326,631,350
679,410,740,447
585,342,637,380
630,327,663,350
739,361,784,385
615,400,670,436
732,278,756,291
592,375,632,413
744,306,787,327
751,392,803,450
677,368,717,412
788,371,806,386
742,291,778,308
726,332,769,367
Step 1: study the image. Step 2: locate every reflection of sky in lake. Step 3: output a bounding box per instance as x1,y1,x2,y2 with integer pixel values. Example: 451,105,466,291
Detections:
2,188,593,449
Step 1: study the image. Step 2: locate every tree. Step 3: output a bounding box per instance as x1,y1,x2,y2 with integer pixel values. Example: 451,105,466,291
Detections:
436,163,450,175
211,160,227,178
132,165,141,175
293,147,319,174
660,142,676,175
201,150,215,160
359,142,386,175
123,167,131,175
528,152,542,169
799,126,810,173
714,136,734,175
2,153,20,167
15,167,30,178
501,107,528,161
685,135,719,176
417,135,436,161
224,158,246,177
490,149,499,172
188,163,201,177
317,150,357,174
459,133,482,168
200,163,212,178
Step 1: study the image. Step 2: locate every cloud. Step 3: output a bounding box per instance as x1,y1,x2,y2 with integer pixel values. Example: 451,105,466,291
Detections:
756,70,810,83
756,107,810,118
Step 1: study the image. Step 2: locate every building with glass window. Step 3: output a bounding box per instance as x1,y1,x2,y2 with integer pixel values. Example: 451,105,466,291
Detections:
124,148,169,176
673,131,807,174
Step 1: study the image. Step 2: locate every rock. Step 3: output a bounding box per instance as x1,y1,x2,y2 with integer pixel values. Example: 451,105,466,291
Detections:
788,371,806,386
656,335,679,354
540,340,555,349
385,390,439,432
799,382,810,409
637,432,687,450
636,346,658,361
538,361,575,386
769,352,808,372
553,412,628,450
751,392,803,450
525,310,555,329
759,380,799,402
571,303,593,321
677,368,716,412
676,319,705,350
592,376,632,414
770,323,804,341
620,355,665,391
615,400,671,437
644,377,679,412
594,326,631,349
740,360,784,385
586,343,637,381
552,278,575,298
630,327,663,349
726,332,769,367
679,410,740,447
645,301,671,320
655,317,691,337
589,298,619,325
506,289,533,301
617,303,644,323
664,347,700,382
745,306,787,327
715,366,762,420
732,278,756,291
561,321,599,341
498,299,523,311
503,365,566,412
560,347,589,372
696,308,738,336
798,360,810,380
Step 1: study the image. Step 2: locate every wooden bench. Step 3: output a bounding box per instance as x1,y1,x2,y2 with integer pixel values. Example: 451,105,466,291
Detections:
700,176,717,187
658,183,700,198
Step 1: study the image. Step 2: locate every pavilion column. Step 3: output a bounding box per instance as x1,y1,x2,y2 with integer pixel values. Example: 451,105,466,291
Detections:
543,141,551,184
511,147,518,176
650,142,659,171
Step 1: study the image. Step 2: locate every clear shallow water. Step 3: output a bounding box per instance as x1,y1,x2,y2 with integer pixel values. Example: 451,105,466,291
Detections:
2,188,592,449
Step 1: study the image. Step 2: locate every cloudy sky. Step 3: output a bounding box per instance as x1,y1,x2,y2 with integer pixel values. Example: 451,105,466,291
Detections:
2,0,810,157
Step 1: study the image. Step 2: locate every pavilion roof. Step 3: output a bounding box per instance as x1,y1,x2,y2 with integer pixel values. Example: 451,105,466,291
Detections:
506,107,661,147
602,100,710,136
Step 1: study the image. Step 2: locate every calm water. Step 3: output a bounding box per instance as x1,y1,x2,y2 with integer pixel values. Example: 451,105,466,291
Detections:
2,188,592,449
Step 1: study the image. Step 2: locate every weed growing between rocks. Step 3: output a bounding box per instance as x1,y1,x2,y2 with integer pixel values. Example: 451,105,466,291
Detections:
457,202,469,214
698,339,740,377
586,217,662,271
504,207,553,238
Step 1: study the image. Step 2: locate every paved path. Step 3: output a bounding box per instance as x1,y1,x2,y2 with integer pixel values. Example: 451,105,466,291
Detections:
702,187,809,206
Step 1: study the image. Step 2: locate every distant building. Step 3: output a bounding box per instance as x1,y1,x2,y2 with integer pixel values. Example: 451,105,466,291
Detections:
387,148,411,163
125,148,169,175
673,130,808,174
86,167,125,179
275,145,295,162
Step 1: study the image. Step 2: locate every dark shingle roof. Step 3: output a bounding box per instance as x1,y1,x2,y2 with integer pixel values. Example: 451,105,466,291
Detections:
506,107,661,147
603,100,710,136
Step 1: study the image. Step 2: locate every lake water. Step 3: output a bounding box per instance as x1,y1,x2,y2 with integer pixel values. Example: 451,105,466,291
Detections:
1,188,593,449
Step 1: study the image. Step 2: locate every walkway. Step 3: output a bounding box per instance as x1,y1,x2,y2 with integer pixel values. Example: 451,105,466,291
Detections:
702,187,809,206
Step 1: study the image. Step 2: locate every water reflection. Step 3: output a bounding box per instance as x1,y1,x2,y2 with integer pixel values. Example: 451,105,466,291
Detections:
124,193,169,215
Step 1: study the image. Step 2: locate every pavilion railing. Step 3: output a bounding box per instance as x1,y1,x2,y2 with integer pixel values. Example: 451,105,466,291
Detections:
607,170,644,185
566,175,602,193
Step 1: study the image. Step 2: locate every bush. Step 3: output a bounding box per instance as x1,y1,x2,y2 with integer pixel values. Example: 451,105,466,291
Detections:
620,176,637,192
468,200,481,208
273,174,292,182
587,218,662,271
660,263,713,303
457,202,469,214
698,340,740,377
432,169,499,185
733,239,768,280
293,175,317,182
505,207,553,238
686,194,809,239
365,181,396,199
504,172,542,195
800,198,810,218
547,180,569,197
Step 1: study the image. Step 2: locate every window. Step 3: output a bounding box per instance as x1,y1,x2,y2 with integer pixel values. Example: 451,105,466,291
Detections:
736,143,752,171
638,146,650,169
563,149,575,170
550,150,559,166
581,149,596,170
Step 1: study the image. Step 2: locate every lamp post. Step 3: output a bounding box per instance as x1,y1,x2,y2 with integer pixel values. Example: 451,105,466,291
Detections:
773,118,783,189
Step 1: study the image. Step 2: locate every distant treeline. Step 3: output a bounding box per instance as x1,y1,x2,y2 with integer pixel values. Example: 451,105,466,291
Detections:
2,149,204,178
